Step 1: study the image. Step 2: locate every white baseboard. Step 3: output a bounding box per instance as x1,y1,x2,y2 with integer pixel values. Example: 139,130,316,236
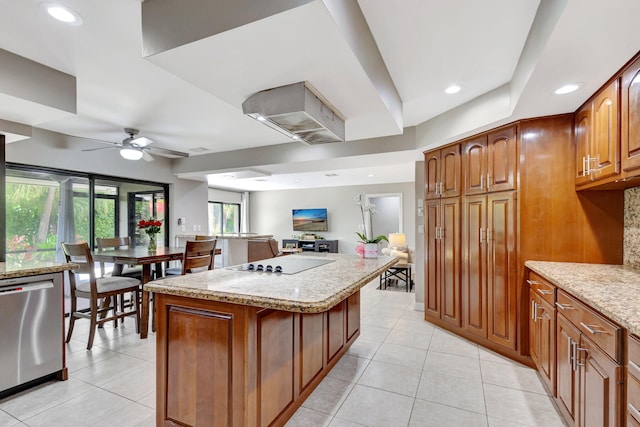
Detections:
413,302,424,312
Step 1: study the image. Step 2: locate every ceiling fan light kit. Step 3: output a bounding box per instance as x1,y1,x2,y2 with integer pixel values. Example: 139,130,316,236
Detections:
120,147,144,160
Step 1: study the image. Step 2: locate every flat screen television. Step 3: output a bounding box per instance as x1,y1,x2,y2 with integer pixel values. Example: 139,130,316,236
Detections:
292,208,328,232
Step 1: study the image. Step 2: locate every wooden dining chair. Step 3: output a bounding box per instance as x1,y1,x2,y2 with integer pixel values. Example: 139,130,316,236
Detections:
164,238,217,276
61,242,141,350
96,236,143,279
195,234,222,256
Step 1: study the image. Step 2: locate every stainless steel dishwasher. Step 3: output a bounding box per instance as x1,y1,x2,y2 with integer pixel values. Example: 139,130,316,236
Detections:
0,273,64,394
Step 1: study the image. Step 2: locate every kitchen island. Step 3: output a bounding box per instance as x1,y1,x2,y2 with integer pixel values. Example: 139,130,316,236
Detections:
0,260,77,396
145,253,397,427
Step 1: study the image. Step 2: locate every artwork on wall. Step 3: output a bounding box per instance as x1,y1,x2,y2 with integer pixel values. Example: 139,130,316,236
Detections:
292,208,328,232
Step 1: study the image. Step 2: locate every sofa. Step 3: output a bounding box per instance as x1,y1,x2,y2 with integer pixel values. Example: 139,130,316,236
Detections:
247,239,281,262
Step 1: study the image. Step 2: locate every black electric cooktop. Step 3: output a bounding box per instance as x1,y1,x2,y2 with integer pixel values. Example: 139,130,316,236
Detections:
228,257,334,275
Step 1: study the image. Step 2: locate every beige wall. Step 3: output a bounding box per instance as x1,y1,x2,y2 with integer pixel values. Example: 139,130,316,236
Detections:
250,181,416,256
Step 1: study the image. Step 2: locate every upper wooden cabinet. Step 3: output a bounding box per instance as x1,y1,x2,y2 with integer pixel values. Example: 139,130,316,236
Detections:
462,126,517,195
575,79,620,187
425,145,461,199
622,56,640,174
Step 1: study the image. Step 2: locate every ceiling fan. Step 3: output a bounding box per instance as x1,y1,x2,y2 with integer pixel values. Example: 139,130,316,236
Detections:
82,128,190,161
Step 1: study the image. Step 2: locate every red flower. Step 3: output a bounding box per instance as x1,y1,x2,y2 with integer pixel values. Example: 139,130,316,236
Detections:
137,218,163,234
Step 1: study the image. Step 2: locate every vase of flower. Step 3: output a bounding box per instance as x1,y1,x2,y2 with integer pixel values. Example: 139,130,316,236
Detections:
363,243,378,258
147,234,157,252
354,193,388,258
138,218,163,252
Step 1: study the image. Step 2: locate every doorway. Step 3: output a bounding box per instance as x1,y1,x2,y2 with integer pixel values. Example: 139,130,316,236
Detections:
365,193,403,242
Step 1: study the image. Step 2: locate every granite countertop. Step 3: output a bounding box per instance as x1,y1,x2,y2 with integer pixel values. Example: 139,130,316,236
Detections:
0,261,78,280
145,253,397,313
525,261,640,336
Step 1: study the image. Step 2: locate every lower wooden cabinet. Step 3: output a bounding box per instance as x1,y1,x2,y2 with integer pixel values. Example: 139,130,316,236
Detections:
156,291,361,427
628,335,640,425
528,289,555,394
554,290,624,427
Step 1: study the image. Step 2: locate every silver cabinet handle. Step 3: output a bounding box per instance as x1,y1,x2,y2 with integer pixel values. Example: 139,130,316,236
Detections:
526,280,539,285
487,173,491,189
579,322,606,335
538,289,553,295
568,338,574,370
480,174,485,189
555,302,573,310
479,228,484,243
629,403,640,423
571,341,579,371
531,300,536,320
439,182,444,195
575,346,587,367
630,360,640,373
486,227,493,242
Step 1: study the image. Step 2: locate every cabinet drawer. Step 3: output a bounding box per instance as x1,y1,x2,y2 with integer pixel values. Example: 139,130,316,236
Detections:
556,290,623,362
630,334,640,380
629,374,640,424
526,272,556,305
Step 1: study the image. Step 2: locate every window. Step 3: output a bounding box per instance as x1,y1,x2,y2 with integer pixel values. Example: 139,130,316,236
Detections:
208,201,240,234
5,164,169,264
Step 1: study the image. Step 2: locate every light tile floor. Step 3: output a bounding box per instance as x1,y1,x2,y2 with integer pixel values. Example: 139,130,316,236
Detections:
0,280,567,427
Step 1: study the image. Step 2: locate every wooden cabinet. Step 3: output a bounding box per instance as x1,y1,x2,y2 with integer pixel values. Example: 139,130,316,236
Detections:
461,192,517,349
156,290,361,427
527,272,556,394
575,80,620,187
621,56,640,174
555,290,624,427
282,239,338,253
425,145,461,199
424,198,461,326
628,335,640,425
462,126,517,195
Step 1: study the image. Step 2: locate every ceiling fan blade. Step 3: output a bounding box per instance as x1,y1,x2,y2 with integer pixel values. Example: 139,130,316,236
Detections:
141,151,155,162
132,136,153,147
82,145,118,152
147,146,190,158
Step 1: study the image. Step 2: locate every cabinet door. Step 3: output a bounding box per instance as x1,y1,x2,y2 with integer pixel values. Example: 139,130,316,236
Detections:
487,126,517,192
557,314,581,425
580,336,622,427
529,290,540,366
486,192,517,350
462,195,487,337
425,150,441,199
463,136,488,195
537,297,555,394
622,57,640,173
440,145,461,198
440,198,461,326
575,104,593,186
424,199,441,318
591,80,620,182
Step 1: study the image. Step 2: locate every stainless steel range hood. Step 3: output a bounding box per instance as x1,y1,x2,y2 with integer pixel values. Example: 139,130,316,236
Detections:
242,82,345,145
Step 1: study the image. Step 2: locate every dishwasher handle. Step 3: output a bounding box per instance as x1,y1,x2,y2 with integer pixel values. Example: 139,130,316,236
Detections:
0,281,54,296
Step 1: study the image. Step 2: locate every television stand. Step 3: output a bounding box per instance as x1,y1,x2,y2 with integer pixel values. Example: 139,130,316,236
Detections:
282,239,338,253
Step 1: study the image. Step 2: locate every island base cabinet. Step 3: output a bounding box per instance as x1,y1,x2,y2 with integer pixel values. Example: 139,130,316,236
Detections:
156,291,361,427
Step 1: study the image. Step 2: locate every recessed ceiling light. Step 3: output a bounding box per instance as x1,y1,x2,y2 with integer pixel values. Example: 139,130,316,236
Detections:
325,173,338,177
256,115,266,122
368,174,375,178
554,84,580,95
40,2,83,25
292,135,300,140
445,85,461,94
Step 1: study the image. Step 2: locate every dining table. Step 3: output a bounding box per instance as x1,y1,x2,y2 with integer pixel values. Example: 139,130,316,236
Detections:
92,245,185,338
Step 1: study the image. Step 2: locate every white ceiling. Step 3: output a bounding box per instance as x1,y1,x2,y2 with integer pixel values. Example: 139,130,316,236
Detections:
1,0,640,191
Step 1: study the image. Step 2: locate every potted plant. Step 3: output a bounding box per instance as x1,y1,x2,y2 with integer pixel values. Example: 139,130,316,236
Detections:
354,193,388,258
